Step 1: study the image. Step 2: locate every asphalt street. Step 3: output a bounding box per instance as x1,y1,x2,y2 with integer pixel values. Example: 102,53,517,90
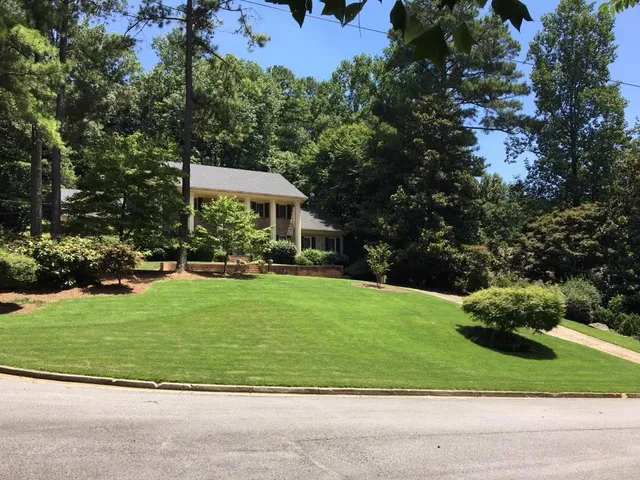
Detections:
1,375,639,479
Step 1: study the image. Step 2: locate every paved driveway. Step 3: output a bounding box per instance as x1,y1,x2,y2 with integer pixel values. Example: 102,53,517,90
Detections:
2,375,640,479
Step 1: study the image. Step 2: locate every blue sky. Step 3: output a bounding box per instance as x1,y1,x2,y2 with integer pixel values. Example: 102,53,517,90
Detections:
108,1,640,181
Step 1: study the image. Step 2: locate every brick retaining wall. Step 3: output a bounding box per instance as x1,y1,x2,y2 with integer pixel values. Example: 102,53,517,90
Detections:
154,262,342,278
267,264,343,278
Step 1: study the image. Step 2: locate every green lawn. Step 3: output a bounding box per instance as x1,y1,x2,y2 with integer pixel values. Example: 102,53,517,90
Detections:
561,319,640,354
137,261,168,271
1,275,639,392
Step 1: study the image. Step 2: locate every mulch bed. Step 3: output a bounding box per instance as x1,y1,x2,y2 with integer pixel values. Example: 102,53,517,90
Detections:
0,271,248,314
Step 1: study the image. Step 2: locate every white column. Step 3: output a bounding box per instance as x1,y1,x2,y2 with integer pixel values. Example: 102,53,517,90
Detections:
295,202,302,253
188,192,195,232
270,199,277,241
244,197,251,211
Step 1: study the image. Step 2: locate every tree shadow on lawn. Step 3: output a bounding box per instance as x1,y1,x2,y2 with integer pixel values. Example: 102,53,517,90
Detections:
456,325,557,360
82,284,136,295
0,302,22,314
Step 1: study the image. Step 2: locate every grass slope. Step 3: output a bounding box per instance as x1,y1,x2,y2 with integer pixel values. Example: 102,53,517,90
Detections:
1,276,639,392
562,319,640,354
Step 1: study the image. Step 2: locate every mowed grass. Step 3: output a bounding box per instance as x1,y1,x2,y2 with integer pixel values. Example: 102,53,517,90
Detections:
1,275,639,392
562,319,640,354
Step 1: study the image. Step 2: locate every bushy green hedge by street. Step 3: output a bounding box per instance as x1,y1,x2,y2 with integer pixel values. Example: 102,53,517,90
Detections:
463,286,566,333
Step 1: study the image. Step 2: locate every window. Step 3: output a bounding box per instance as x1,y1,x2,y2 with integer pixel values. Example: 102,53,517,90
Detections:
302,236,316,250
194,197,204,211
276,204,293,219
251,202,269,218
324,237,341,252
277,235,292,242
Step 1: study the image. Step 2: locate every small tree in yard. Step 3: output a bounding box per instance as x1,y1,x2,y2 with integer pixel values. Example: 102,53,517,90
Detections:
365,242,392,287
100,243,143,285
194,196,270,274
463,286,566,335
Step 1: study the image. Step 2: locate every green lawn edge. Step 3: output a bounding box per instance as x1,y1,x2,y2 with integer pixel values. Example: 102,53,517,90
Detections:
561,319,640,354
1,276,639,393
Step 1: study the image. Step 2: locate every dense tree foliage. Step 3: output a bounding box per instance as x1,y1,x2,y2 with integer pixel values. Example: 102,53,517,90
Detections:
66,133,182,247
512,0,627,208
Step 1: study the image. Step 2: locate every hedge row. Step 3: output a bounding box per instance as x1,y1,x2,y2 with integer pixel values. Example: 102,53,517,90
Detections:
0,237,142,290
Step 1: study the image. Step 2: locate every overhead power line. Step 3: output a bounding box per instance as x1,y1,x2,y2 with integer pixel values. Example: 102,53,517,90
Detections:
240,0,640,90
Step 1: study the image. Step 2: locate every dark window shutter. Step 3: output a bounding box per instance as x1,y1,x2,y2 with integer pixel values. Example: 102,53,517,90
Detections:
266,203,270,218
312,237,316,249
325,237,329,251
336,238,341,253
287,204,293,219
251,201,256,211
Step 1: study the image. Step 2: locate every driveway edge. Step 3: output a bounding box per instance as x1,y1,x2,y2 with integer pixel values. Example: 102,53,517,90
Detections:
0,364,637,398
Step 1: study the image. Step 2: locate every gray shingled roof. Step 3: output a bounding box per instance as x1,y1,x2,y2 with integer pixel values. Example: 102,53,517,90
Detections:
301,209,342,233
169,162,307,199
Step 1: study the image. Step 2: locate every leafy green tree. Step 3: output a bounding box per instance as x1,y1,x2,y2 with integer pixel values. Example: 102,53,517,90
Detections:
365,242,392,287
135,0,268,271
48,0,128,238
478,173,527,251
302,122,373,226
66,133,182,247
600,0,638,13
514,0,627,208
1,1,63,236
193,196,270,274
270,0,533,67
512,203,625,286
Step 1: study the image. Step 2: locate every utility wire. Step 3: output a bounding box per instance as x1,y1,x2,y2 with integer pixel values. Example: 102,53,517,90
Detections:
241,0,640,89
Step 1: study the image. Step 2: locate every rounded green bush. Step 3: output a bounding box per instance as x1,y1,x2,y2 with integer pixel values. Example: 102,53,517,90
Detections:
560,278,601,324
299,249,327,265
0,249,38,289
294,254,313,266
100,243,143,284
265,240,297,265
462,286,566,333
324,251,350,266
32,237,102,288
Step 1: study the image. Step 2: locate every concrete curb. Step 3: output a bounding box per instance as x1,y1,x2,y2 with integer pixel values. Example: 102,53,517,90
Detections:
1,364,638,398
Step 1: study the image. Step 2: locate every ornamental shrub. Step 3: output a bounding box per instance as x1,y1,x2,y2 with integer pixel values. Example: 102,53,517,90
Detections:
462,286,565,333
324,251,350,266
294,254,313,265
100,242,143,284
454,245,495,293
265,240,297,264
0,249,38,289
32,237,102,288
618,313,640,339
560,278,602,324
299,249,327,265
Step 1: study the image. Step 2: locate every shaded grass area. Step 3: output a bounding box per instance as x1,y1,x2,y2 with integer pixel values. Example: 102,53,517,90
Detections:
562,319,640,354
137,261,165,271
0,276,639,392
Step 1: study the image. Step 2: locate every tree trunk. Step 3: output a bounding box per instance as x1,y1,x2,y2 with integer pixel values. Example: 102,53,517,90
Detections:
176,0,193,272
223,257,228,275
51,0,69,239
30,124,43,237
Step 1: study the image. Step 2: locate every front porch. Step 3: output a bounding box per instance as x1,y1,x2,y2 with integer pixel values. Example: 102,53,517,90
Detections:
187,191,303,252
